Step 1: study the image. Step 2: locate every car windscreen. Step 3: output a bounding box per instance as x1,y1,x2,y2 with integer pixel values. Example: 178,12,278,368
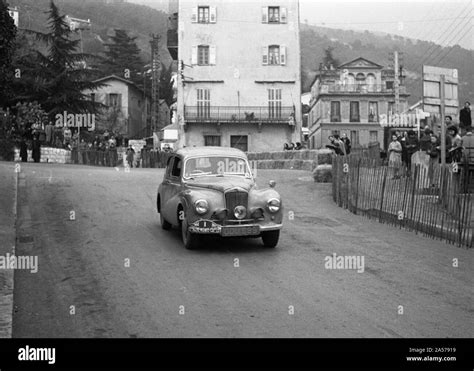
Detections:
184,156,251,179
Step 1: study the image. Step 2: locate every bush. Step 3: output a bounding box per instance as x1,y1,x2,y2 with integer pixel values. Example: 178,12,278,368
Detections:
0,139,16,161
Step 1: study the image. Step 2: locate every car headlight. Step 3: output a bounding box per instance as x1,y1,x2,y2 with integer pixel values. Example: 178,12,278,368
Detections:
267,198,280,213
194,199,209,215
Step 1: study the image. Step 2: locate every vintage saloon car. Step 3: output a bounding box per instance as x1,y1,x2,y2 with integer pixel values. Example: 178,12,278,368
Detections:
157,147,283,249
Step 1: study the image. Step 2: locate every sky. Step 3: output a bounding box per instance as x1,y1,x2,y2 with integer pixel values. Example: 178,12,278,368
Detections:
130,0,473,50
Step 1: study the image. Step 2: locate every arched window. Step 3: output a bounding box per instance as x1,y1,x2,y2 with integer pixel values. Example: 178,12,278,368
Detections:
356,73,365,85
347,74,355,91
367,73,376,91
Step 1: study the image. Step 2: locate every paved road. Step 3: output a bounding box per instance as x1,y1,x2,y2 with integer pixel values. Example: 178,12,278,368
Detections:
7,162,473,338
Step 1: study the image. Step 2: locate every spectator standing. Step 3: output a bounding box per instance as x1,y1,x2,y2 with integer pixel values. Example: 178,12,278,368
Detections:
447,125,463,163
78,139,88,164
126,146,135,168
32,135,41,163
405,130,419,174
388,134,402,178
63,127,72,148
461,126,474,164
427,135,440,186
20,137,28,162
459,102,471,134
341,133,351,155
45,121,54,146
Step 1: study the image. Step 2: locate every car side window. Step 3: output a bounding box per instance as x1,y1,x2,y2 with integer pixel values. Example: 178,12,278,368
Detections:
165,156,174,178
171,157,182,178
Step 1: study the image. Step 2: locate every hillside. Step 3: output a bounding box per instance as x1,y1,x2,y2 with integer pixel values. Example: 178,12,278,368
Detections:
7,0,474,105
8,0,171,66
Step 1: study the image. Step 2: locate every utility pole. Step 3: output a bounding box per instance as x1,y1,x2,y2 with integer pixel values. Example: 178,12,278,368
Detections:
394,51,400,114
150,34,161,136
440,74,446,167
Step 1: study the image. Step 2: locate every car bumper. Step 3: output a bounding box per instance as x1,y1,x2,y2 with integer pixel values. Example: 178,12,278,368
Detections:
188,220,282,237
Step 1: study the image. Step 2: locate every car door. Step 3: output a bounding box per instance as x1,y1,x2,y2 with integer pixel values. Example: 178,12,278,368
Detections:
161,155,183,225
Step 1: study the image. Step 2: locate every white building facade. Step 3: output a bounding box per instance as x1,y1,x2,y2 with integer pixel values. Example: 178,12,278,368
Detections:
168,0,302,152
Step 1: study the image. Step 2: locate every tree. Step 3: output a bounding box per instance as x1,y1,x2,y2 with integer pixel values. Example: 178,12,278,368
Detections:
14,1,103,117
0,0,17,106
322,46,340,70
101,29,144,87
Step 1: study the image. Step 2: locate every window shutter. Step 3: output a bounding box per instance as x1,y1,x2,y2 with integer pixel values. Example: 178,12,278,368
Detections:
210,7,216,23
191,7,198,23
262,7,268,23
262,46,268,65
280,45,286,65
191,46,198,65
280,7,287,23
117,93,122,108
209,45,216,65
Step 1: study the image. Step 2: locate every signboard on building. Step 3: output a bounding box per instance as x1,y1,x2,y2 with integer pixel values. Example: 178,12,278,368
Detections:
422,65,459,128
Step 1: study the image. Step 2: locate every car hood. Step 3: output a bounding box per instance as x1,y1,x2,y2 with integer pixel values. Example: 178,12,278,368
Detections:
184,176,255,193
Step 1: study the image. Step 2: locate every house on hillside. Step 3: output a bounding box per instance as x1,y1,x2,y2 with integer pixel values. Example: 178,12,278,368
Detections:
83,75,150,139
8,7,19,27
307,57,410,150
167,0,302,151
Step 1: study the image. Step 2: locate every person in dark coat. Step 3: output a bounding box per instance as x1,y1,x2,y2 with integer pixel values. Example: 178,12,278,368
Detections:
31,135,41,163
459,101,471,134
405,130,419,173
20,137,28,162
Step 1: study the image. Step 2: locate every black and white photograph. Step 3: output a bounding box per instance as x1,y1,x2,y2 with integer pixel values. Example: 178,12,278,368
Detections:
0,0,473,368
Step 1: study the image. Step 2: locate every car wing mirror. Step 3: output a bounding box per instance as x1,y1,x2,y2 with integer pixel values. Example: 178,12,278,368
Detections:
269,180,276,188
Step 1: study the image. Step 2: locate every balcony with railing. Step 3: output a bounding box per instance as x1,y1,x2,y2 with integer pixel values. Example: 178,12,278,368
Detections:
184,106,295,124
319,83,406,95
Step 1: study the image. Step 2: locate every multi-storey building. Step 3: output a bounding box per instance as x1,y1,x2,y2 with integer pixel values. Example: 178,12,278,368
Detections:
167,0,302,151
307,57,410,150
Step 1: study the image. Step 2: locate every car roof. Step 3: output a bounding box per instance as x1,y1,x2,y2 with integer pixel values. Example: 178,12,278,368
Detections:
176,146,247,158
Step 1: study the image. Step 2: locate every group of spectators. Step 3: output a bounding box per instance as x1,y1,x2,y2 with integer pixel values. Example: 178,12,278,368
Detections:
283,142,307,151
326,133,351,156
387,115,473,182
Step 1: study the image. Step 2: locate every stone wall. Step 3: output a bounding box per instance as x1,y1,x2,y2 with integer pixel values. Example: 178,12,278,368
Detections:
14,147,72,164
246,149,334,182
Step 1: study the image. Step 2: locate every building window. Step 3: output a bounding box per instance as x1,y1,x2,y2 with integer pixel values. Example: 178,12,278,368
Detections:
268,88,282,118
387,102,395,116
269,45,280,65
367,74,376,91
369,131,378,143
106,93,121,108
197,89,210,118
231,135,248,152
268,6,280,23
262,45,286,65
386,81,394,90
331,101,341,122
262,6,287,23
90,93,95,102
350,101,360,122
204,135,221,146
198,45,209,65
350,130,359,147
198,6,209,23
368,102,378,122
356,73,365,85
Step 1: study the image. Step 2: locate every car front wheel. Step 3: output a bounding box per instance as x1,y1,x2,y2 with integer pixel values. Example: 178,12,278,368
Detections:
181,215,200,250
261,230,280,248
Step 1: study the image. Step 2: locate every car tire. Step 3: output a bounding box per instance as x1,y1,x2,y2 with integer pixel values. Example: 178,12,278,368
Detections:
261,230,279,248
160,212,172,230
181,216,200,250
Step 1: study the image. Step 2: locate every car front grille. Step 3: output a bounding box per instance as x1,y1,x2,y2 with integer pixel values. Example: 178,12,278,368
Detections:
225,191,248,220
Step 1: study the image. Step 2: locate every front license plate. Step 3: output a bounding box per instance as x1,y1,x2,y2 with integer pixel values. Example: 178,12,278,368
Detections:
221,225,260,237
